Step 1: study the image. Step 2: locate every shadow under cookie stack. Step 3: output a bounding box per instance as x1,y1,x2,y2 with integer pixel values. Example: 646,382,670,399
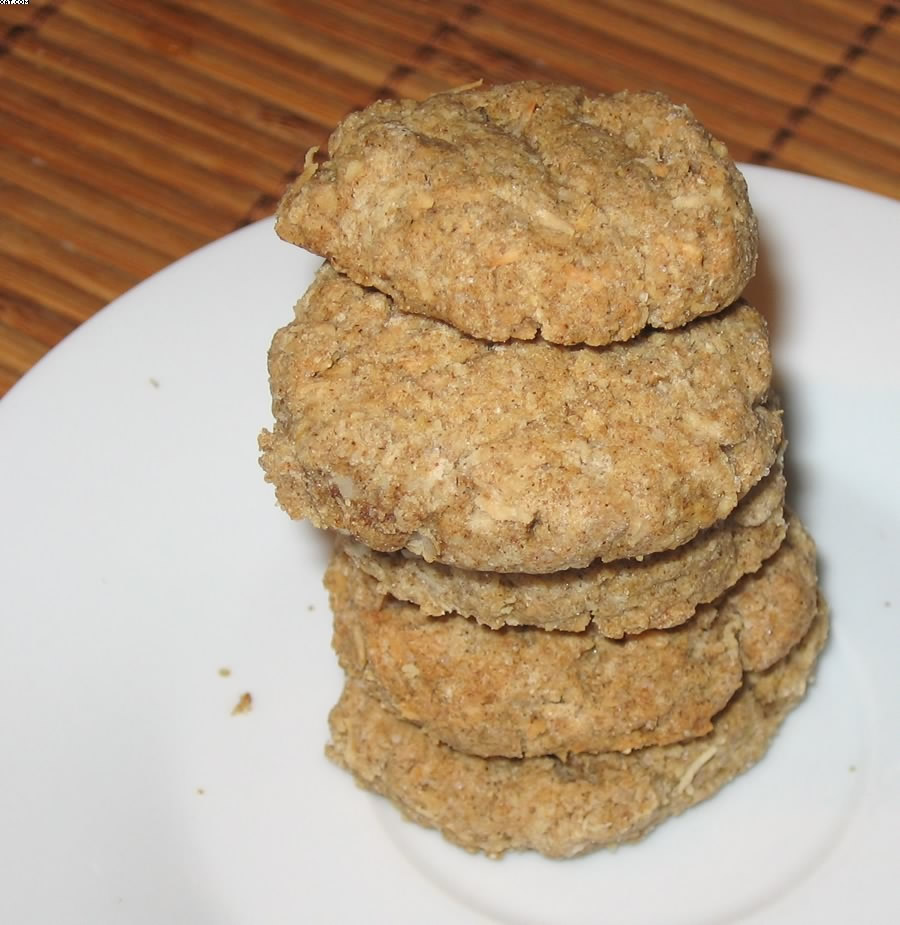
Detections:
260,82,827,859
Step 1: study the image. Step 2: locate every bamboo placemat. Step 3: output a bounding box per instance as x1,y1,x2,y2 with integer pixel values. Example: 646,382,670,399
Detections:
1,0,898,395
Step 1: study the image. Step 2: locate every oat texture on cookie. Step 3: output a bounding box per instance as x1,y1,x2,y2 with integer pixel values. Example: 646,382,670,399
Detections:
276,82,758,346
328,516,817,760
260,266,782,573
340,457,787,634
259,80,827,859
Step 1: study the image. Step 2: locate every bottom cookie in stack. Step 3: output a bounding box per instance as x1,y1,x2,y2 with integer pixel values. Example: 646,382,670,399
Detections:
324,519,827,858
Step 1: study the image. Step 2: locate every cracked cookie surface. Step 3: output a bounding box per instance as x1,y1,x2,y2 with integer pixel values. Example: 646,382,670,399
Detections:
276,82,757,346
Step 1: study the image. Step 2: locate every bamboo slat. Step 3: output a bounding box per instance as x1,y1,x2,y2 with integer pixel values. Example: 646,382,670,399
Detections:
1,0,898,397
0,145,206,260
0,106,239,238
0,250,103,329
814,93,900,166
3,55,287,196
40,13,330,147
574,0,827,85
176,0,432,84
1,1,49,33
824,71,900,125
855,25,900,93
10,29,301,171
64,0,378,121
0,287,77,352
879,6,900,46
798,107,900,173
0,216,139,305
299,0,472,46
656,0,859,61
774,124,900,199
0,320,57,395
1,182,172,280
724,0,885,44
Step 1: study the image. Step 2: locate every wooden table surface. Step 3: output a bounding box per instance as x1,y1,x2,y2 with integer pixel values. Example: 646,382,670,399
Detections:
1,0,898,396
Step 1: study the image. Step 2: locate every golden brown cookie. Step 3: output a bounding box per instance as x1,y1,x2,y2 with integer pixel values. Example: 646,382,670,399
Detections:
328,515,818,759
340,457,786,635
326,601,828,859
276,82,757,346
260,266,782,573
732,517,819,672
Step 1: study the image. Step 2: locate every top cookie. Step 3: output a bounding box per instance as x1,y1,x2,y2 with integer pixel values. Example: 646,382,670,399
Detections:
276,82,757,346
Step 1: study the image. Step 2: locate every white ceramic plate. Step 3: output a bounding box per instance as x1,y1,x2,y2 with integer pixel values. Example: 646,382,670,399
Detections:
1,166,898,924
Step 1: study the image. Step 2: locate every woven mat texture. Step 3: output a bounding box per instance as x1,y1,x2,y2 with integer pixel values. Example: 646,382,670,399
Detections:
1,0,898,394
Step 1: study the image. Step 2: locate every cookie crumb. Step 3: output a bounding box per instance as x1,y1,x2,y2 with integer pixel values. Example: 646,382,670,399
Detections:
218,667,232,677
196,787,206,795
232,692,253,715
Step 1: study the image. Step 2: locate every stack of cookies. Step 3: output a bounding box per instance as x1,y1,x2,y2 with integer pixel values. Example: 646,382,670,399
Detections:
260,82,827,858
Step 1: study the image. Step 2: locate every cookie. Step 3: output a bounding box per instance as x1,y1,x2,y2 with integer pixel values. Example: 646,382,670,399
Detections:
276,82,757,346
731,516,819,672
326,601,828,858
328,515,817,759
260,266,782,573
340,457,786,635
